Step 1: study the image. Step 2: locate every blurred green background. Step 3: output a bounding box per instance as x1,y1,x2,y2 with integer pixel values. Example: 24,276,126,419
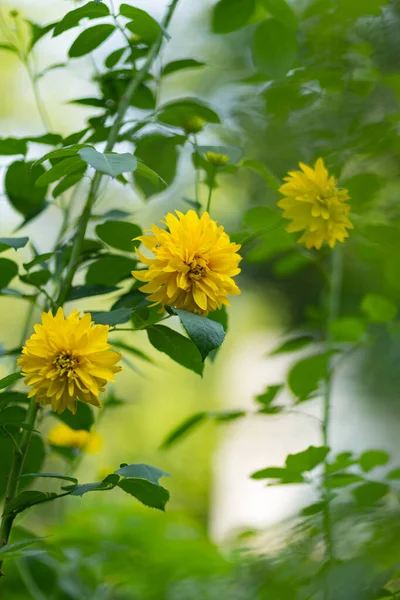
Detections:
1,0,400,598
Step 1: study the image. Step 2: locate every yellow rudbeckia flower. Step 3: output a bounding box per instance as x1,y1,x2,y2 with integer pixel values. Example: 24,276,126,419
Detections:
48,423,102,453
132,210,242,315
278,158,352,250
18,308,121,415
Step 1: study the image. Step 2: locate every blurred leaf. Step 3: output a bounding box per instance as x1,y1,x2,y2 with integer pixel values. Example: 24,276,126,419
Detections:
261,0,297,29
326,451,358,474
96,221,141,252
0,237,28,253
3,491,56,517
212,0,256,34
0,372,22,390
286,445,329,472
37,144,87,164
288,353,329,401
120,5,162,44
255,384,283,406
68,24,115,58
0,392,28,406
105,47,125,68
91,309,132,326
79,148,137,177
361,294,397,323
20,269,51,287
20,473,78,484
273,253,313,277
359,450,390,473
252,19,297,78
118,478,170,511
324,473,364,488
157,98,220,128
5,161,47,218
195,145,242,165
68,474,120,496
173,309,225,361
270,335,313,355
54,402,94,431
36,156,86,186
162,59,205,77
86,256,137,286
0,537,47,560
0,138,27,155
342,173,380,210
66,284,119,301
147,325,204,375
111,340,153,363
301,501,326,516
115,463,171,484
387,468,400,479
28,21,55,51
337,0,388,18
53,1,110,36
251,467,305,483
23,253,53,270
134,134,185,197
329,317,366,342
161,413,207,449
353,482,389,507
243,206,281,232
135,161,167,191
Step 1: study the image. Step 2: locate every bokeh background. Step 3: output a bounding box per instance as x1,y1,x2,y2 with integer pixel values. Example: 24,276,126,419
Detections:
1,0,400,598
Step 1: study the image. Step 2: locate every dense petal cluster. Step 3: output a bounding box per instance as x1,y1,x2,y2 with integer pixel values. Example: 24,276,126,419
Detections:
132,210,242,315
18,308,121,414
48,423,102,453
278,158,352,250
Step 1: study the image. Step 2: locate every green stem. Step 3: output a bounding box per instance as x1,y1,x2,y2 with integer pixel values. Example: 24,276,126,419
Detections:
193,135,200,213
206,168,216,214
322,246,342,580
25,61,52,133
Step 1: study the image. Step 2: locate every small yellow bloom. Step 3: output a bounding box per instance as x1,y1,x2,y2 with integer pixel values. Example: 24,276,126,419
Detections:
18,308,121,414
205,152,230,167
183,116,205,134
132,210,242,315
48,423,102,453
278,158,352,250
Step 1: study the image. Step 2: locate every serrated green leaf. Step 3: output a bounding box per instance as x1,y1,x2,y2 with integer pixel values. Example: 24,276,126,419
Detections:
79,147,137,177
54,402,94,431
23,253,53,270
173,309,225,361
86,256,136,286
5,161,47,218
67,284,119,302
96,220,141,252
147,325,204,375
115,463,171,484
285,445,329,473
3,491,57,517
20,269,51,287
91,309,132,326
67,474,119,496
36,156,86,186
0,237,29,253
117,478,170,511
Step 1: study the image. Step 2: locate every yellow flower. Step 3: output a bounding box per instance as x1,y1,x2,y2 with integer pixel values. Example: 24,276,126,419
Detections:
132,210,242,315
205,152,230,167
48,423,102,453
18,308,121,414
278,158,352,250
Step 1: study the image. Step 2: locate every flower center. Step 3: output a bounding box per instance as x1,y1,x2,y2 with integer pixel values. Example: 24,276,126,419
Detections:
188,261,206,281
54,352,78,375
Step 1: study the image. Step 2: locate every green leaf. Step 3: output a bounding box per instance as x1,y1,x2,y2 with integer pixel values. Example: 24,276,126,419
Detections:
117,478,170,511
0,537,47,560
255,384,283,406
96,220,141,252
173,309,225,361
91,308,132,326
242,159,281,191
195,145,242,165
251,467,305,483
359,450,390,473
36,156,86,186
0,138,27,155
25,133,63,146
273,253,313,277
270,335,313,355
361,294,397,323
36,144,87,164
20,269,51,287
23,253,53,270
0,406,27,427
78,148,137,177
212,0,256,34
157,98,220,128
3,491,56,517
135,161,167,192
68,474,119,496
161,413,207,449
288,354,329,401
243,206,281,232
324,473,364,488
111,341,153,363
326,452,357,474
134,134,184,197
28,21,55,51
328,317,366,342
67,284,118,301
115,463,171,484
68,24,115,58
301,501,326,516
0,237,29,253
0,260,18,289
0,434,45,499
5,160,47,218
0,372,22,392
286,445,329,473
0,391,28,406
162,59,205,77
53,1,110,36
147,325,204,375
353,482,389,507
104,47,125,68
261,0,297,29
120,5,162,45
86,256,136,286
53,172,85,198
387,468,400,480
54,402,94,431
252,19,297,79
19,473,78,484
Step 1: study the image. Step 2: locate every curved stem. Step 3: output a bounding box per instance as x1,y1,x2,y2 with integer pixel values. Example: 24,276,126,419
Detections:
322,246,342,580
206,168,216,214
25,61,52,133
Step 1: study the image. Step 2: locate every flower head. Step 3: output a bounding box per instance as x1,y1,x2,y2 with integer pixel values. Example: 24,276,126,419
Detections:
278,158,352,250
18,308,121,414
132,210,242,315
48,423,102,453
205,152,230,167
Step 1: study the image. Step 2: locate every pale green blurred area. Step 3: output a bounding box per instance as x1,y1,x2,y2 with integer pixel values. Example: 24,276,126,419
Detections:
0,0,284,534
